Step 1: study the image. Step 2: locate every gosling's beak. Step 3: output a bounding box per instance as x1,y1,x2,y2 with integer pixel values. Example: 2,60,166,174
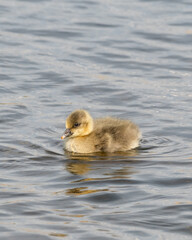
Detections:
61,128,72,139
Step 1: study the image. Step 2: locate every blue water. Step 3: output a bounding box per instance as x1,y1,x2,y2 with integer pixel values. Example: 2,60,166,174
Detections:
0,0,192,239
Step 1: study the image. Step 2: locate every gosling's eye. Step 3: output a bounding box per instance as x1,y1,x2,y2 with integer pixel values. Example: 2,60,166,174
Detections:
73,123,80,128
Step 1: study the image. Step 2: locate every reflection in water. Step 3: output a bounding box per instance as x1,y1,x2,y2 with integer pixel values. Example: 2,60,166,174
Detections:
104,167,136,179
66,187,108,196
49,233,68,238
65,151,137,199
66,161,137,178
66,162,90,175
22,228,68,238
20,228,68,239
65,149,139,176
65,149,139,161
64,151,138,198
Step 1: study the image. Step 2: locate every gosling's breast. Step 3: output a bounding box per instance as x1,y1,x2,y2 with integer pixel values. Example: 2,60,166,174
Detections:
64,138,77,152
64,137,95,153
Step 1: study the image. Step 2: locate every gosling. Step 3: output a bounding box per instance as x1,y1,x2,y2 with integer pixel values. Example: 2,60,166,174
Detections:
61,109,141,153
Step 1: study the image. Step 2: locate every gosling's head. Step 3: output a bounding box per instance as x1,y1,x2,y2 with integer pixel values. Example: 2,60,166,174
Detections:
61,110,94,139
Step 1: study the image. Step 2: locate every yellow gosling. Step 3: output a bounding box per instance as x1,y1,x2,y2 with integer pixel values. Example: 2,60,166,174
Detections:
61,109,141,153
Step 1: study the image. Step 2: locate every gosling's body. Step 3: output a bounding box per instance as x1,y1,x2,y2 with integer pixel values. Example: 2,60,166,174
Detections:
61,110,141,154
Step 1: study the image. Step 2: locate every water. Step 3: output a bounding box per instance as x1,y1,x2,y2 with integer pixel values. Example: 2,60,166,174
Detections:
0,0,192,239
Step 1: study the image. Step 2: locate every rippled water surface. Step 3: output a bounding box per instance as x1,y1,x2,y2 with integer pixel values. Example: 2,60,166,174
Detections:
1,0,192,239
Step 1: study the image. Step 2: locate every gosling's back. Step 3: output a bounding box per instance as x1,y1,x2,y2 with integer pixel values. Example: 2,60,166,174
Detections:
92,117,141,152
